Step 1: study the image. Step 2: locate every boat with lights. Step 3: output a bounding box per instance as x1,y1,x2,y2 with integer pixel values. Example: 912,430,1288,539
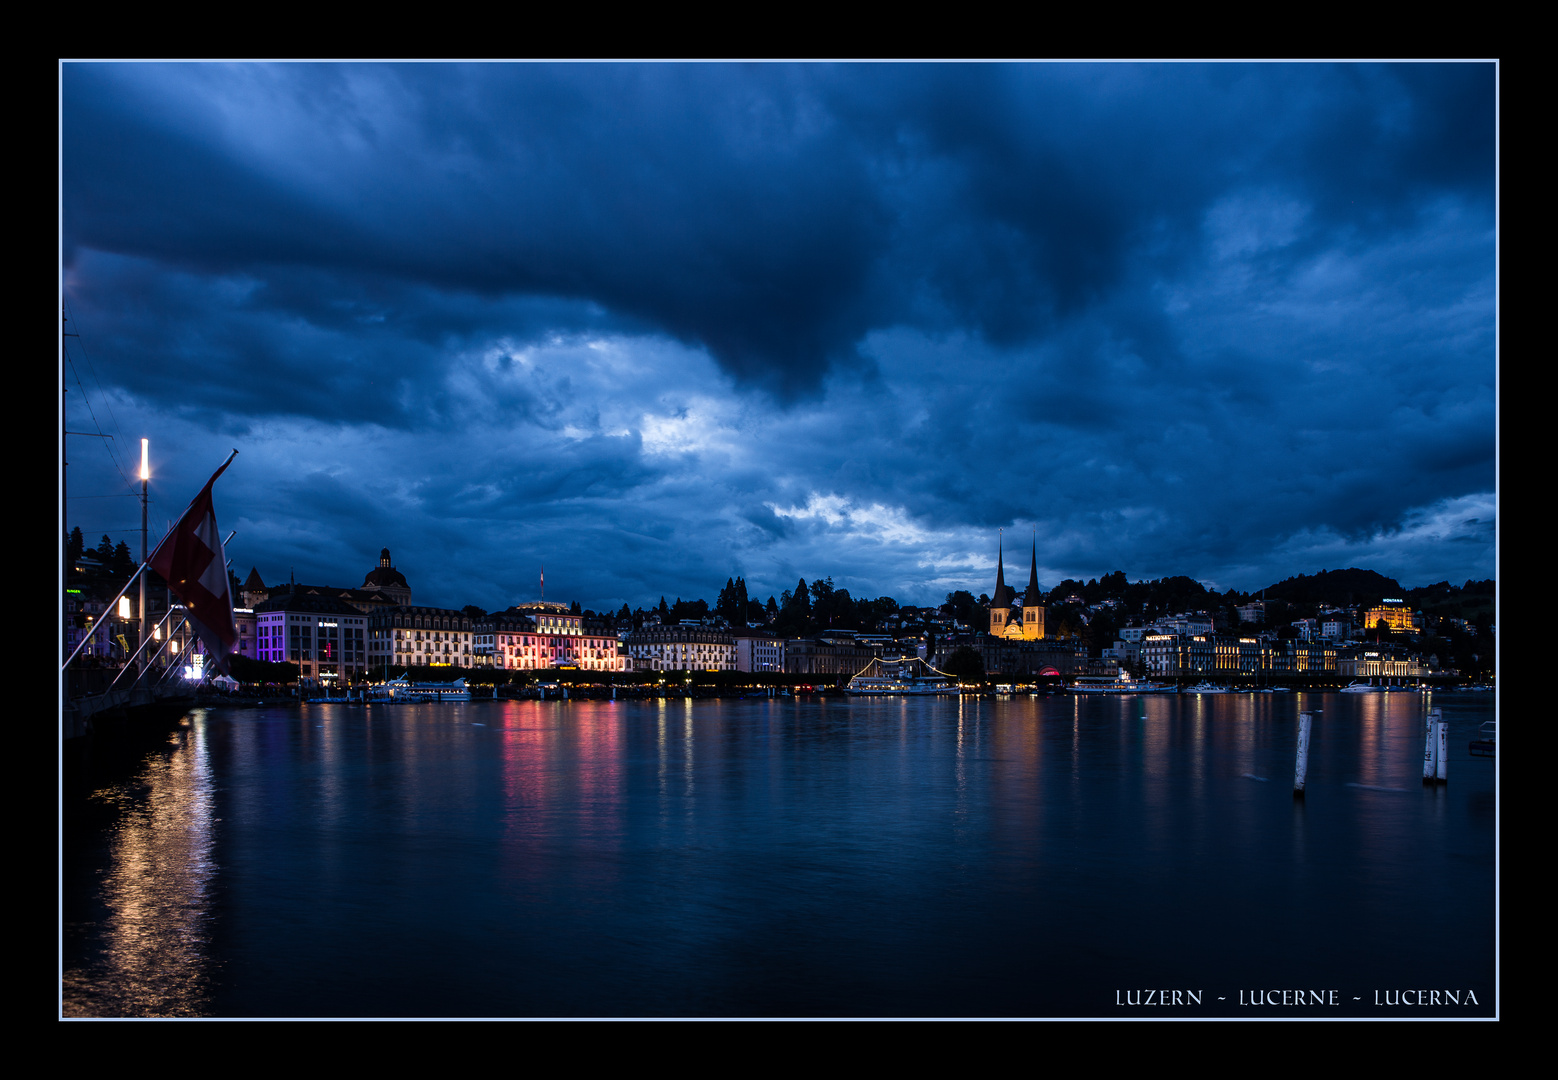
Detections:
846,656,958,695
1070,670,1174,694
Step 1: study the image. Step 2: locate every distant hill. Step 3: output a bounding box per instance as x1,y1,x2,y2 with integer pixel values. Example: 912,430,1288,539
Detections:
1259,568,1494,621
1402,579,1496,622
1259,568,1403,606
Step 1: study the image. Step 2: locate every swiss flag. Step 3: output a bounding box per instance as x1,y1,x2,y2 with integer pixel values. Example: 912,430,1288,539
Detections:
148,454,238,673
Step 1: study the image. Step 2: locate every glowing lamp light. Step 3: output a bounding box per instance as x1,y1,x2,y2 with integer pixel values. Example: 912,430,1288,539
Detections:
118,596,131,618
154,625,162,641
140,438,149,481
171,639,179,654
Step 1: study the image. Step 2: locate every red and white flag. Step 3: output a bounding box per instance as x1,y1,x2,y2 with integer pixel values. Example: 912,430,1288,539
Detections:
148,453,238,673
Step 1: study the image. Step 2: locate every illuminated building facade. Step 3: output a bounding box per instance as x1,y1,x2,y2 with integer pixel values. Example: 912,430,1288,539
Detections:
733,629,786,672
368,605,474,669
988,536,1045,640
484,603,627,672
1337,647,1431,680
626,624,736,672
1362,601,1419,634
255,592,370,682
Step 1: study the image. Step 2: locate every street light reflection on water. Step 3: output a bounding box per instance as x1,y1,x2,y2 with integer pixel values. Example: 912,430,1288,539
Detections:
64,710,219,1017
61,694,1494,1017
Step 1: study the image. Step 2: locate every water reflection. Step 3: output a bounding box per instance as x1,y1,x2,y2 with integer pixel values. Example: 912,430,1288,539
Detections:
63,711,218,1016
62,693,1495,1017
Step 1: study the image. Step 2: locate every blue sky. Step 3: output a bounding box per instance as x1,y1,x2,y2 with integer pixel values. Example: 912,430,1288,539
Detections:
60,63,1496,612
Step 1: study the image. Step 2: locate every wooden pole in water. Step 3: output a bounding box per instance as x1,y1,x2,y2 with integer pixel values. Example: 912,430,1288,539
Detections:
1294,711,1311,796
1423,707,1441,784
1435,719,1448,783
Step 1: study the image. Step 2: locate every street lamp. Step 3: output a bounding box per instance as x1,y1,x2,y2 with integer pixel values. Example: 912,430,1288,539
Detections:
138,438,149,680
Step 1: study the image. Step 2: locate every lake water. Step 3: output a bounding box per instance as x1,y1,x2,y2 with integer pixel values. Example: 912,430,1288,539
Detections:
61,692,1497,1018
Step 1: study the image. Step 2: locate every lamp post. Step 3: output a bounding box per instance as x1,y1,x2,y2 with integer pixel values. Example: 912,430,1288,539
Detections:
139,438,149,680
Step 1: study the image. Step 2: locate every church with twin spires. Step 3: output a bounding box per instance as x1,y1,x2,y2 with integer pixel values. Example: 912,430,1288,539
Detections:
989,534,1046,640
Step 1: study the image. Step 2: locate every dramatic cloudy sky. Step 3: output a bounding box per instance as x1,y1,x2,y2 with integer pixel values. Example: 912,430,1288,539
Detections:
60,63,1497,613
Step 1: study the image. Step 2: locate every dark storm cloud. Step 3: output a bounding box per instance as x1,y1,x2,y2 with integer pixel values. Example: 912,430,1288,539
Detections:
61,63,1495,607
66,64,1490,399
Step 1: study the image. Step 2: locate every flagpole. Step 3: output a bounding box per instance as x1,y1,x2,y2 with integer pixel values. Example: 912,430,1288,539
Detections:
61,562,147,671
144,449,240,569
139,438,149,683
109,604,185,691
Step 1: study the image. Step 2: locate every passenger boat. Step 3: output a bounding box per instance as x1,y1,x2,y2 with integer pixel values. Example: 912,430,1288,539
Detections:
368,675,473,702
1185,681,1232,694
1070,670,1173,694
846,656,957,696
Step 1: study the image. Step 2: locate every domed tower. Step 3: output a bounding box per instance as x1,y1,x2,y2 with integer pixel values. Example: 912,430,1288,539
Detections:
362,547,412,606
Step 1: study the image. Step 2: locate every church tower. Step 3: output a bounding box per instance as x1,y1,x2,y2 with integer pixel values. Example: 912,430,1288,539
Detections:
990,532,1046,640
989,533,1015,637
1022,537,1045,640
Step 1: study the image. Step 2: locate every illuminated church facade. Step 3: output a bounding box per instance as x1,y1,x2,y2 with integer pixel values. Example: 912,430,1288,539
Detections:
989,535,1046,641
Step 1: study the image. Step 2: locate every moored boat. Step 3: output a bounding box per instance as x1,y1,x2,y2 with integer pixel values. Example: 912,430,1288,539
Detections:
368,675,473,702
1070,670,1173,694
846,656,957,696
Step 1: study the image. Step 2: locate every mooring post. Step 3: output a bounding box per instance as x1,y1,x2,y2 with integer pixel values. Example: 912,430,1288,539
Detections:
1294,711,1312,796
1423,706,1441,784
1436,719,1448,783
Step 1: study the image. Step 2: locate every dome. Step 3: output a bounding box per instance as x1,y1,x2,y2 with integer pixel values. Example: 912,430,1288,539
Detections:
364,547,409,592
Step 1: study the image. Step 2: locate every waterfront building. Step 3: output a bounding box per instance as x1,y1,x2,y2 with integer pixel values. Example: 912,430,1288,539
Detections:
988,536,1046,640
934,636,1084,678
627,624,736,672
367,605,475,671
732,629,786,672
1268,639,1339,675
1214,635,1263,674
784,633,881,676
1142,632,1217,677
481,604,627,672
255,591,370,683
1337,646,1432,680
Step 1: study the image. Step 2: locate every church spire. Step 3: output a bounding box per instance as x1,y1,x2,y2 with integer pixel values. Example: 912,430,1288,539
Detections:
994,530,1006,597
1025,534,1042,606
991,530,1016,609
